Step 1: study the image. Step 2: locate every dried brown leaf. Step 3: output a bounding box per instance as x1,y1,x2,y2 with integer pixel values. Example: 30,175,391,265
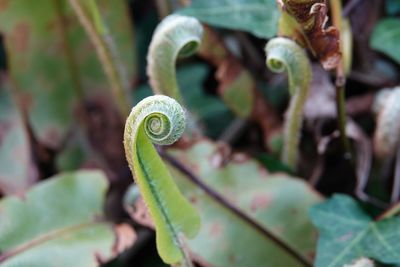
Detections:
280,0,341,70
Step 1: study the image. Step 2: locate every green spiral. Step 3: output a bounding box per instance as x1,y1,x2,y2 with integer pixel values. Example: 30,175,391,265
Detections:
123,95,200,264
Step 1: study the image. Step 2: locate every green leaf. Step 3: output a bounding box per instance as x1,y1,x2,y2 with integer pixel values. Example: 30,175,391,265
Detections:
310,194,400,267
371,18,400,65
123,95,200,264
177,0,279,39
167,140,321,267
0,0,135,148
0,170,134,267
0,84,37,195
386,0,400,15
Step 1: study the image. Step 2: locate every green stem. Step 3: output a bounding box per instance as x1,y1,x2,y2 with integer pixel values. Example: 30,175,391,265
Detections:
330,0,353,159
330,0,343,32
69,0,131,117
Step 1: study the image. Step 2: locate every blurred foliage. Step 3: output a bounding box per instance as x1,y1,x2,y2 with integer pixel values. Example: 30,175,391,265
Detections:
0,0,135,148
371,18,400,64
386,0,400,15
0,170,135,267
178,0,279,39
0,0,400,266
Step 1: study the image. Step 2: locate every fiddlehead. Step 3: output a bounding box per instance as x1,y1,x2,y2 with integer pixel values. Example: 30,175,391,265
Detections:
373,87,400,157
265,37,312,168
147,15,203,103
123,95,200,264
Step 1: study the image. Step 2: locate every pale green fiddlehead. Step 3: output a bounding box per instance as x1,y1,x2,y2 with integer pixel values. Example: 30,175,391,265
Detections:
265,37,312,168
373,87,400,157
123,95,200,265
147,14,203,103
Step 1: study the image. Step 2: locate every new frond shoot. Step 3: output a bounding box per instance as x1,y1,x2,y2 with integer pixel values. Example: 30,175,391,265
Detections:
265,37,312,169
123,95,200,265
147,14,203,103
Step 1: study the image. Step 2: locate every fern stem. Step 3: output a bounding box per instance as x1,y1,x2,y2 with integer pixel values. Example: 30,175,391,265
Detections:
330,0,353,160
265,37,312,169
69,0,131,117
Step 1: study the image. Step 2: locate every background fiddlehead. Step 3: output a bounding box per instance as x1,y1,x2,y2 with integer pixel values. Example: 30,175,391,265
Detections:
265,37,312,169
123,95,200,265
373,87,400,157
147,14,203,103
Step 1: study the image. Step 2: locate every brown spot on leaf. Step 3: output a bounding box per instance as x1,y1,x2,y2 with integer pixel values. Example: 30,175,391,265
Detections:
0,121,11,147
307,251,316,260
250,194,272,212
338,232,353,242
209,222,222,236
228,254,237,263
189,195,198,204
11,22,30,53
209,142,232,168
0,0,9,13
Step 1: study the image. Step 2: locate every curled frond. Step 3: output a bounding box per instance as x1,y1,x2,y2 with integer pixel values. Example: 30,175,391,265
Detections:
265,37,312,168
123,95,200,264
147,15,203,102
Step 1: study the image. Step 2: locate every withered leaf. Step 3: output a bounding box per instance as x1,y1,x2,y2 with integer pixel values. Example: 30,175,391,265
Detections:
280,0,341,70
